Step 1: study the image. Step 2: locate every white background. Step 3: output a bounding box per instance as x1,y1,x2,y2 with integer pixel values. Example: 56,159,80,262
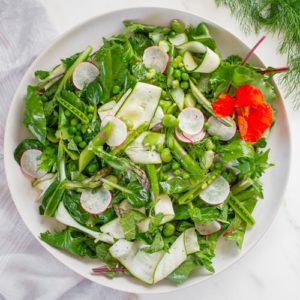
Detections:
30,0,300,299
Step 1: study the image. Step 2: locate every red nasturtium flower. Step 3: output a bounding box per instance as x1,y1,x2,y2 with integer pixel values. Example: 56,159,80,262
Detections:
212,84,273,143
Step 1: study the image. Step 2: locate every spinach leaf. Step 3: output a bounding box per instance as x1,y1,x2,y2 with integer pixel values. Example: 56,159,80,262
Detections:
126,181,150,208
86,80,102,105
188,206,221,224
120,210,145,240
61,52,81,68
40,228,96,258
174,205,190,220
95,243,117,267
160,177,190,194
168,255,199,284
38,144,57,172
34,70,50,80
14,139,43,164
23,86,47,144
142,232,164,253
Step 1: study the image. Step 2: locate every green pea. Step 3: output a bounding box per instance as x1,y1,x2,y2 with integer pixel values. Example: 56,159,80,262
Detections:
174,55,183,63
203,121,209,130
170,30,176,37
172,80,180,89
103,175,118,190
172,60,178,69
170,19,185,33
120,116,134,130
68,126,77,134
161,148,172,163
74,135,82,143
81,124,88,134
178,62,184,68
65,110,71,117
162,114,179,128
172,161,180,170
79,141,87,148
156,144,164,153
70,118,78,126
112,85,121,95
173,69,181,79
163,223,175,237
76,123,82,131
88,113,93,121
183,172,190,179
87,105,94,113
161,90,167,98
180,67,186,72
173,169,182,176
180,81,189,90
87,163,98,173
181,72,189,81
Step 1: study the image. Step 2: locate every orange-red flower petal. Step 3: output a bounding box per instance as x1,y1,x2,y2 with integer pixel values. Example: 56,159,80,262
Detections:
212,93,236,117
237,103,273,143
235,84,264,107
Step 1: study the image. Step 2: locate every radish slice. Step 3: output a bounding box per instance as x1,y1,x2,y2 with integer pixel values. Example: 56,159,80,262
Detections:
207,116,236,141
195,220,221,235
200,176,230,205
98,101,116,120
169,33,188,46
194,48,220,73
101,116,127,147
175,127,193,144
80,187,111,215
72,62,100,90
183,51,197,72
20,149,47,179
170,87,184,110
177,41,207,53
182,129,206,144
178,107,205,135
143,46,169,73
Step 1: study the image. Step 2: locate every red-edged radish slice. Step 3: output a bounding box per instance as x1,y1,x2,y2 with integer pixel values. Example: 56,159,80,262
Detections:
195,220,221,235
20,149,47,179
169,33,188,46
101,116,128,147
183,51,198,72
177,41,207,53
175,127,193,144
178,107,205,135
72,61,100,90
207,116,236,141
200,176,230,205
143,46,169,73
80,187,112,215
182,130,206,144
194,48,220,73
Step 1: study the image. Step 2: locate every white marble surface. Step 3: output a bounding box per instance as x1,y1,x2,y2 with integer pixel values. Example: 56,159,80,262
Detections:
37,0,300,299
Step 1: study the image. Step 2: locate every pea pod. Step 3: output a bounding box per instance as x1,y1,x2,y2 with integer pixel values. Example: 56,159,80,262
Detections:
228,195,255,227
57,97,89,124
146,164,159,201
167,44,175,88
79,122,113,172
110,122,149,156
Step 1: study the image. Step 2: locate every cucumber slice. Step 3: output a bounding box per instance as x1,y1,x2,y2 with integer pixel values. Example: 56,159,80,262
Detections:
98,101,116,120
150,106,164,129
116,82,161,129
154,194,175,224
184,93,197,108
100,218,124,239
194,48,220,73
183,51,198,72
169,33,188,46
55,202,114,243
170,87,185,110
125,132,165,164
177,41,207,53
153,233,186,283
200,176,230,205
110,240,164,284
137,218,150,233
184,227,199,254
117,199,146,215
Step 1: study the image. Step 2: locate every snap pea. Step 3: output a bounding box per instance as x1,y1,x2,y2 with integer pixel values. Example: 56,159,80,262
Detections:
57,97,89,124
228,195,255,226
146,164,159,201
167,44,175,88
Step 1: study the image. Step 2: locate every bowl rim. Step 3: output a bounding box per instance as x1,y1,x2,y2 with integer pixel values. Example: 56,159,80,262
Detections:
4,6,291,294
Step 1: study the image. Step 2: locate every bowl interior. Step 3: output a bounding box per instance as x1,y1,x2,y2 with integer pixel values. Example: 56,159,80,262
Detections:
4,7,290,294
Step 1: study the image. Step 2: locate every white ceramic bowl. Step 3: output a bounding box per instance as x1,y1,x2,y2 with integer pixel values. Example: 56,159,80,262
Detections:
4,7,290,294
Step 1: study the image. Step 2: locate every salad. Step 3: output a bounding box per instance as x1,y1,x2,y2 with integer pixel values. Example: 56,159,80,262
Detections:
14,19,278,285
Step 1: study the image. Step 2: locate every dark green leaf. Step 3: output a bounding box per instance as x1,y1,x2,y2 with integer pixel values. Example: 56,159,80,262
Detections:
126,181,150,208
142,232,164,253
188,206,221,224
86,80,103,105
38,144,57,172
120,210,145,240
61,52,81,68
34,70,50,80
95,243,117,267
14,139,43,164
160,177,190,194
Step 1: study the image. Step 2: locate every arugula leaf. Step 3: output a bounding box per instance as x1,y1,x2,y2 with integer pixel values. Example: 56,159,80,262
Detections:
128,33,153,57
34,70,50,80
126,181,150,208
160,177,190,194
188,206,221,224
38,144,57,172
61,52,81,68
148,213,164,233
23,86,47,144
131,63,148,81
120,210,145,240
174,205,190,221
168,255,200,284
142,232,164,253
14,139,43,164
40,228,96,258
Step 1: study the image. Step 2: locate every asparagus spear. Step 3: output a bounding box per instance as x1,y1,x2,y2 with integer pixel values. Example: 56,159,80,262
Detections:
146,164,159,201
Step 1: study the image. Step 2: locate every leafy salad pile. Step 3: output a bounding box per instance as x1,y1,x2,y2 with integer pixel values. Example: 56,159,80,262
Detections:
14,19,278,285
